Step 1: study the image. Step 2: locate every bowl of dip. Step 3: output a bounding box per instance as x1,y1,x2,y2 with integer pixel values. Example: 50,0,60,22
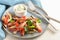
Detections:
13,4,27,17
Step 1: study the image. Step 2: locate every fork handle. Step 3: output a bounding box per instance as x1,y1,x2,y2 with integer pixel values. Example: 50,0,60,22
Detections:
45,15,60,23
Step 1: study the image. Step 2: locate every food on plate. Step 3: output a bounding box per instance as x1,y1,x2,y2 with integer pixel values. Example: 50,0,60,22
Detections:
14,4,27,17
2,13,42,36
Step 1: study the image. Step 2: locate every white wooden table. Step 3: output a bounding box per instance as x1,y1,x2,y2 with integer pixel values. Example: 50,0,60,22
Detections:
4,0,60,40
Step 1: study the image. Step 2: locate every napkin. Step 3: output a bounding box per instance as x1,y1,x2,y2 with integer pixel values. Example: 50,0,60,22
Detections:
0,5,6,40
0,0,42,7
0,0,42,40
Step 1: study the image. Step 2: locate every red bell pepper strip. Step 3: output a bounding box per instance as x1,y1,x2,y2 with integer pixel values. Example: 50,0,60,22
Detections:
14,21,19,27
8,28,17,32
20,29,25,36
36,28,42,32
22,16,26,20
19,27,25,36
3,15,9,24
19,16,26,23
36,22,42,32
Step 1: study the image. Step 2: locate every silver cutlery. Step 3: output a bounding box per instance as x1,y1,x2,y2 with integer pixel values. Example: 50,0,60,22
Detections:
27,1,57,31
35,5,60,23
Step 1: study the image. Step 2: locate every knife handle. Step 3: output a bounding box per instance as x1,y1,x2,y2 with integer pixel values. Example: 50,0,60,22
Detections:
45,15,60,23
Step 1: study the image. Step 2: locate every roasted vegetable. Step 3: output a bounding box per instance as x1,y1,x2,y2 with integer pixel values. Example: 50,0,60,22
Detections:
20,29,25,36
2,13,42,36
36,22,42,32
24,27,28,33
14,21,19,27
7,12,12,22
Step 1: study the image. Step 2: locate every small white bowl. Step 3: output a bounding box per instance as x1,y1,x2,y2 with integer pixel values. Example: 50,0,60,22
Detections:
13,4,27,17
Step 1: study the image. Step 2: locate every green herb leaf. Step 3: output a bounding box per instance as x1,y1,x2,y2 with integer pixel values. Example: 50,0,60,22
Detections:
27,19,32,26
37,19,41,23
29,25,35,29
10,19,14,23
